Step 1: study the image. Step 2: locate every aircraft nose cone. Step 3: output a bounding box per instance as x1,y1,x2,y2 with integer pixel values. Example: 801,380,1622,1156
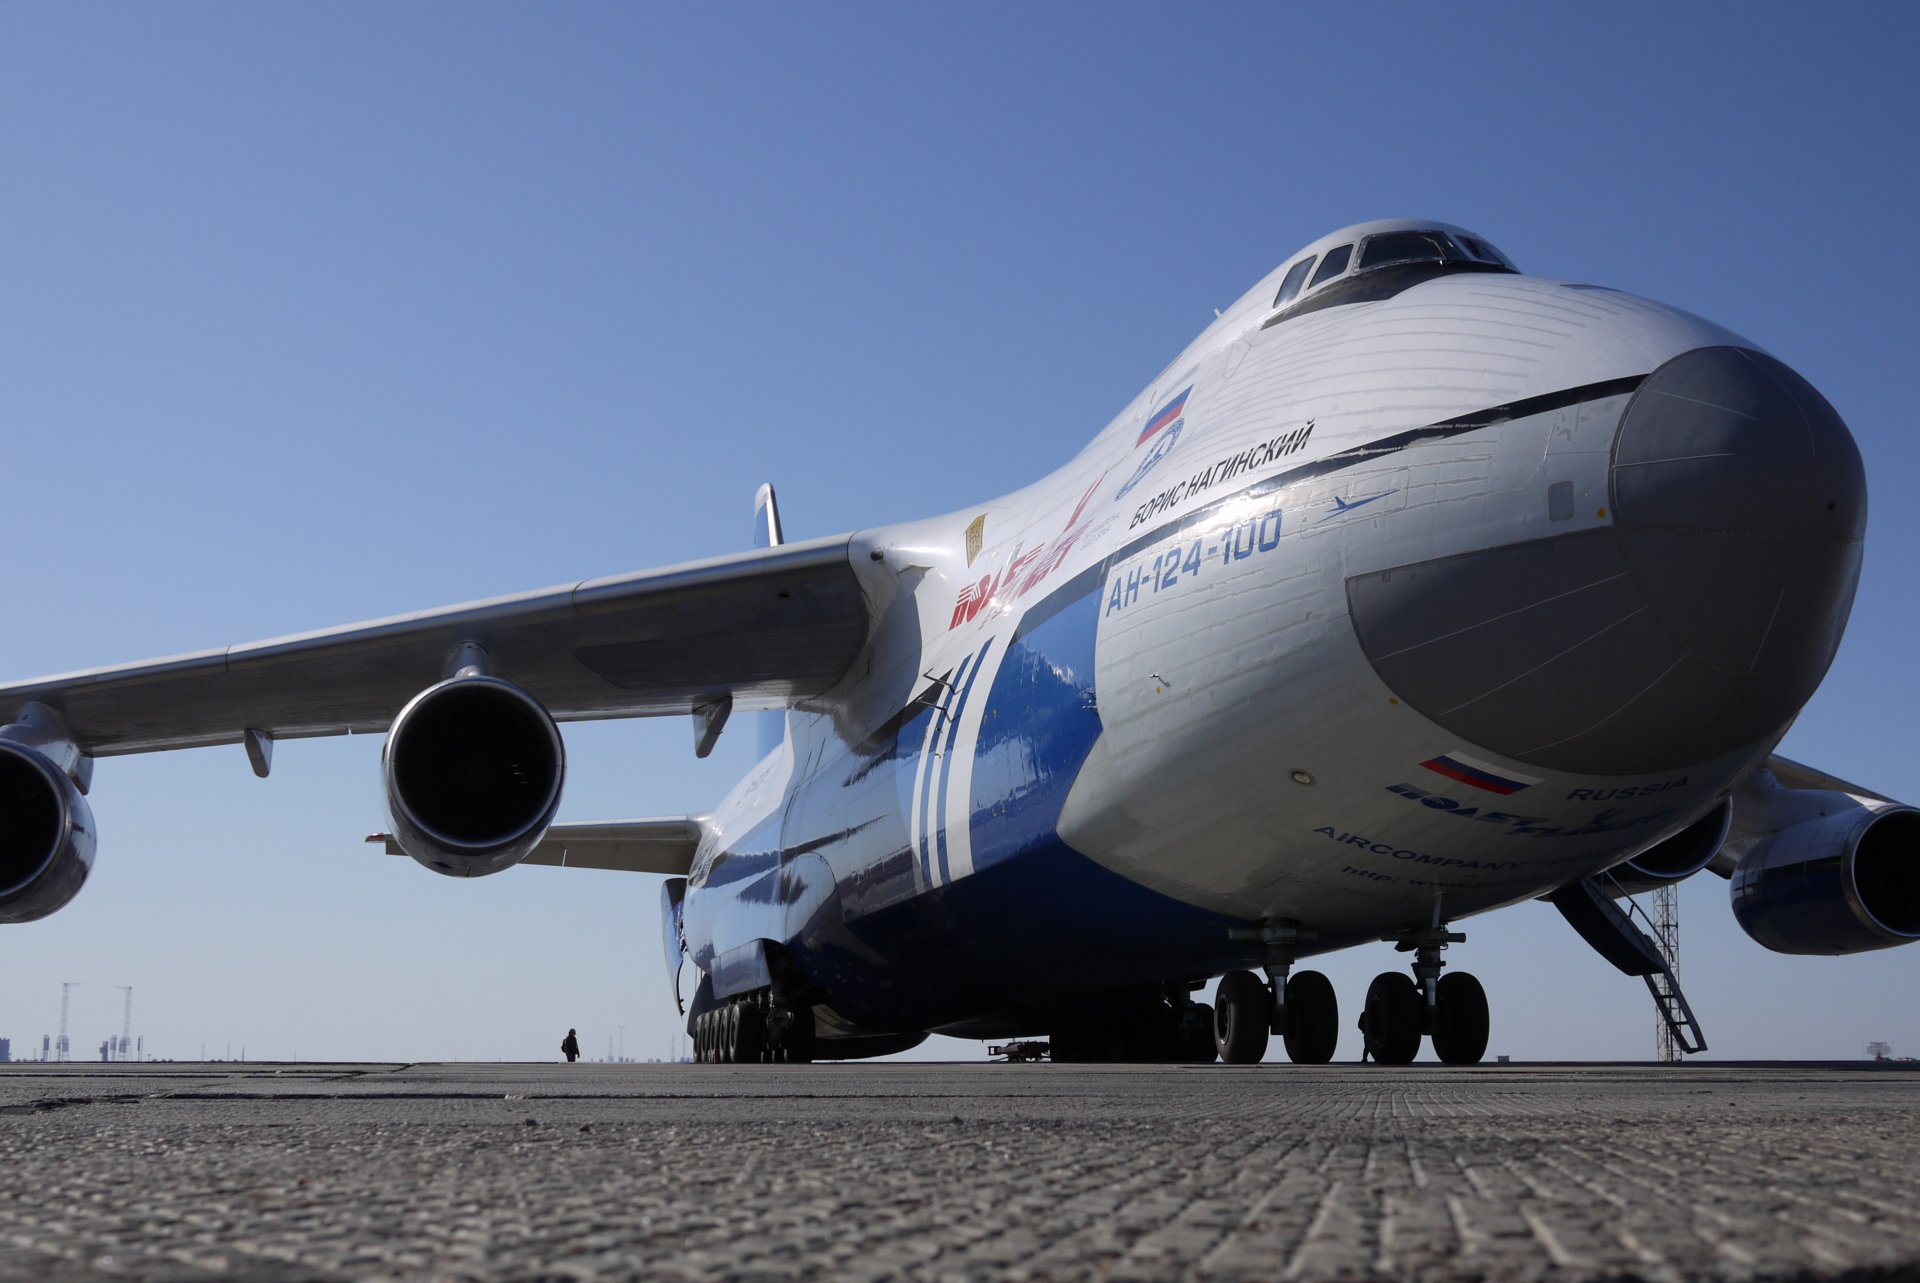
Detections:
1346,345,1865,775
1609,345,1865,681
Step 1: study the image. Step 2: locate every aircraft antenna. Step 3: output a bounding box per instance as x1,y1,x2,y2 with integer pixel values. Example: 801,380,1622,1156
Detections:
57,981,79,1062
1651,884,1681,1064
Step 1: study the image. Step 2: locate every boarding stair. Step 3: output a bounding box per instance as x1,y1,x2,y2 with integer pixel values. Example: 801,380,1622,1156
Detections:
1546,875,1707,1056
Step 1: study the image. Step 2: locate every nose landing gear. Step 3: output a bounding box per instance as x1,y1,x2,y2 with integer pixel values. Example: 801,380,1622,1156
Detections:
1357,924,1489,1065
1211,959,1341,1064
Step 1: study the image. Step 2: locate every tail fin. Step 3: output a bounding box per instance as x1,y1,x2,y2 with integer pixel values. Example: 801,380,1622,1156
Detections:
753,483,787,757
754,483,784,549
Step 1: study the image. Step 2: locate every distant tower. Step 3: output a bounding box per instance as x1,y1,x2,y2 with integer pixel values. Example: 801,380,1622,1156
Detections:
57,981,79,1062
115,986,133,1063
1651,884,1681,1064
1868,1041,1892,1061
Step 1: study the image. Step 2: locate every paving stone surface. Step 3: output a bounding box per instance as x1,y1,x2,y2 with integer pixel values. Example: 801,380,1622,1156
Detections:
1,1061,1917,1282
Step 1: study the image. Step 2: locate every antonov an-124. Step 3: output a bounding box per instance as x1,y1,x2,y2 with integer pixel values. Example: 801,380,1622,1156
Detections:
3,220,1909,1065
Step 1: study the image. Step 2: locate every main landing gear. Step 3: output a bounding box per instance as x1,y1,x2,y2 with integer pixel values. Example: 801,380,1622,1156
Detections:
1051,988,1220,1063
693,990,815,1064
1357,925,1489,1065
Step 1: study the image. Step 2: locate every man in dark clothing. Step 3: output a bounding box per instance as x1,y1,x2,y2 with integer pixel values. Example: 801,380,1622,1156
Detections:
561,1029,580,1063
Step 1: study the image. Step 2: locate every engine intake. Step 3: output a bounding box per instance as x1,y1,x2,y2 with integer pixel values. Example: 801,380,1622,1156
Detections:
384,676,565,877
0,741,97,924
1606,800,1731,896
1731,796,1920,954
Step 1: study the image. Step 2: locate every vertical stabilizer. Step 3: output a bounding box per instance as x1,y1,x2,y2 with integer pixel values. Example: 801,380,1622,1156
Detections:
754,483,787,757
754,483,784,549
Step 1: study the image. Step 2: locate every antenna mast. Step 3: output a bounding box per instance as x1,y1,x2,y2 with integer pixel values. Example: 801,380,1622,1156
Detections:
58,981,79,1062
1652,884,1681,1064
116,986,134,1063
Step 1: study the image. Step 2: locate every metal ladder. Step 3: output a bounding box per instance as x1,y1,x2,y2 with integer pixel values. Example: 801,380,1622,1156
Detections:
1546,875,1706,1056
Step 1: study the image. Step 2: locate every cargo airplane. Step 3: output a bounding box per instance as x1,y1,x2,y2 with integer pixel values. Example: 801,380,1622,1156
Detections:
3,221,1910,1064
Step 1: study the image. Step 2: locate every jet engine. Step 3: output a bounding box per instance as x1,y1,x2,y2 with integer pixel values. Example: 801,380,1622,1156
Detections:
384,674,565,877
1730,793,1920,955
1605,800,1732,896
0,740,97,924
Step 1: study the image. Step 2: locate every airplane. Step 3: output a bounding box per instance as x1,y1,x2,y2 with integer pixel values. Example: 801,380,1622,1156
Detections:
2,218,1910,1066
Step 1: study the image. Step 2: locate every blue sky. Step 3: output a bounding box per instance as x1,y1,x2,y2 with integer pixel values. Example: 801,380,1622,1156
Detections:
2,4,1916,1064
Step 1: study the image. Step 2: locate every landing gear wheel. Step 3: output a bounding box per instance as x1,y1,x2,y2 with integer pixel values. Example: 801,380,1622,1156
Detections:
1214,970,1273,1064
1281,970,1339,1064
1180,1003,1218,1063
782,1003,816,1065
1137,1005,1179,1063
1431,971,1489,1065
735,1002,767,1064
1362,972,1423,1065
722,1003,741,1063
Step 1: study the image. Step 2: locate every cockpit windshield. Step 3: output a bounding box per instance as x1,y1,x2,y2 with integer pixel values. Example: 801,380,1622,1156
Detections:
1357,230,1457,272
1265,223,1518,324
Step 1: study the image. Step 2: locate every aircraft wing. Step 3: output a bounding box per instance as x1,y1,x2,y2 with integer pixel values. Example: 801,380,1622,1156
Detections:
371,817,705,875
0,535,871,757
1762,753,1894,803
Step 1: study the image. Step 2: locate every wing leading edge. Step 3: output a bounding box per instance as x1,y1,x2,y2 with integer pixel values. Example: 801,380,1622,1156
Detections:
0,535,871,756
372,817,705,876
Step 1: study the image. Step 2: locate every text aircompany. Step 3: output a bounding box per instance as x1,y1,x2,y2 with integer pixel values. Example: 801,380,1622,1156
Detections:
1314,827,1520,870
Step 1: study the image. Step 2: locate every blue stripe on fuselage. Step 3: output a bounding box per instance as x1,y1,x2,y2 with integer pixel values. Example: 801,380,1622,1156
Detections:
934,638,993,884
968,564,1106,872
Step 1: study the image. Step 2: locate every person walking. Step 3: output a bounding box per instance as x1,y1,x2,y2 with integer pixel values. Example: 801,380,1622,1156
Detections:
561,1028,580,1063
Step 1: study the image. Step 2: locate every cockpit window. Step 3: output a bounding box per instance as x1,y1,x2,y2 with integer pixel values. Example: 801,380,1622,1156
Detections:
1309,244,1352,288
1457,235,1512,268
1273,257,1316,307
1358,230,1456,272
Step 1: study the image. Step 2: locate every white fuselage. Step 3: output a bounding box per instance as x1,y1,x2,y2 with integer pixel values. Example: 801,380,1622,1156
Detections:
723,269,1767,948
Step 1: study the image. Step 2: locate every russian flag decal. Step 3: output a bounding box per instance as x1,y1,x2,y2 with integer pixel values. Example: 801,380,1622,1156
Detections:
1419,750,1540,796
1137,386,1192,446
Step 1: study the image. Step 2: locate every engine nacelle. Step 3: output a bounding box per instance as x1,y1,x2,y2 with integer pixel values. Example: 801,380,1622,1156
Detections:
1731,794,1920,955
1605,800,1732,896
0,741,97,924
384,675,565,877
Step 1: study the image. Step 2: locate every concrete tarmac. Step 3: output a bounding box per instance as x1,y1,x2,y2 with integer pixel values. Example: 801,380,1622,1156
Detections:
2,1061,1918,1283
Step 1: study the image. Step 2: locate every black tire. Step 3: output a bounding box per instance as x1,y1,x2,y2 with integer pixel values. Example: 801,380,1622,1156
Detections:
1181,1003,1218,1063
1282,970,1339,1064
722,1003,740,1063
1431,971,1490,1065
695,1012,710,1063
783,1004,816,1065
1363,972,1423,1065
1214,970,1272,1064
735,1003,766,1064
1136,1004,1179,1063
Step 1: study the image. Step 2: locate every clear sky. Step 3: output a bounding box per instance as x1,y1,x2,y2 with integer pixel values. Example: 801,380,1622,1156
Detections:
2,4,1916,1065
